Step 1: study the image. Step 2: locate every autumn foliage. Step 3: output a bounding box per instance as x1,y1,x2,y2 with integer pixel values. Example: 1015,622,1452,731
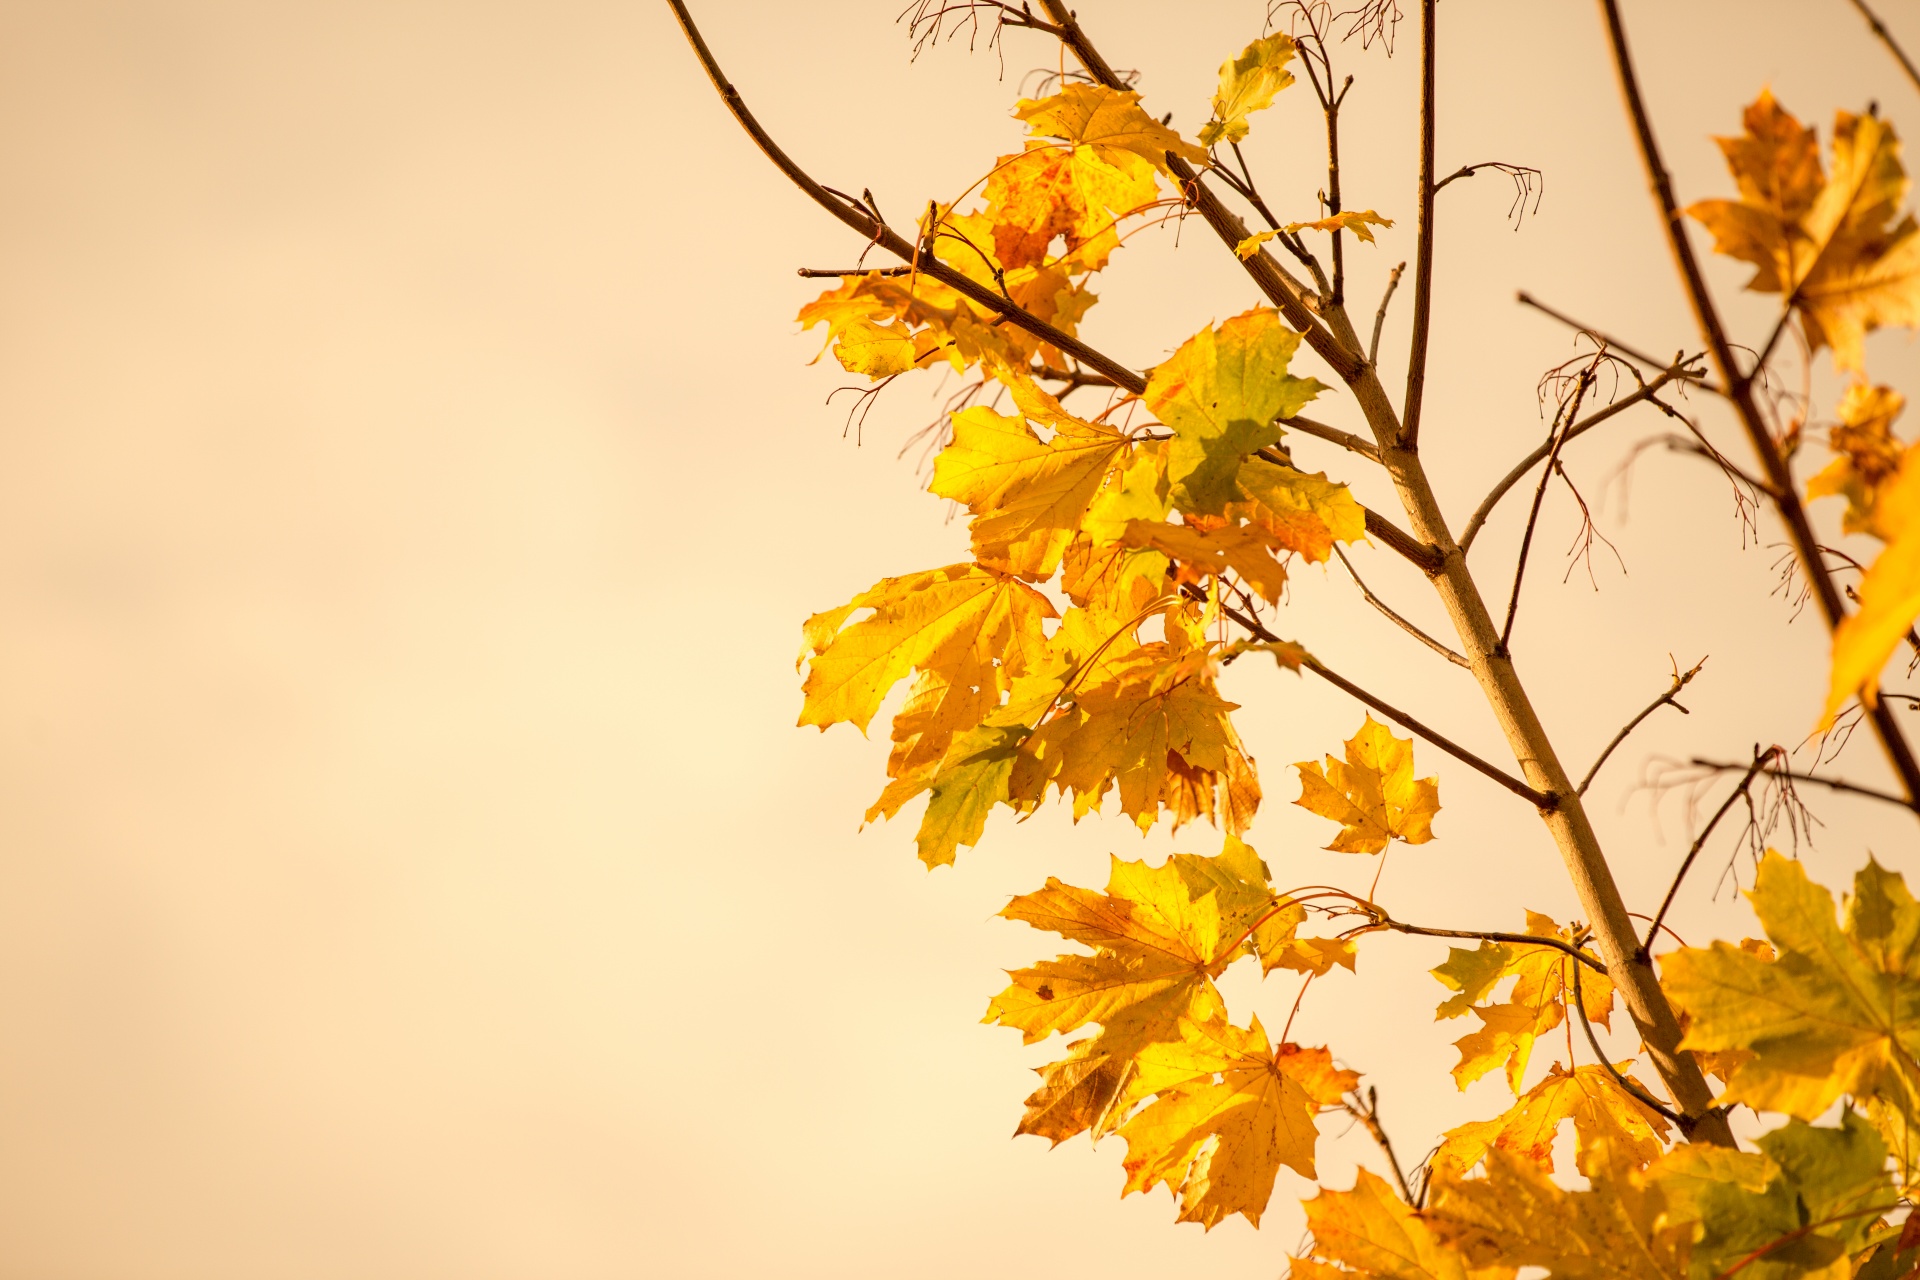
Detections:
678,0,1920,1273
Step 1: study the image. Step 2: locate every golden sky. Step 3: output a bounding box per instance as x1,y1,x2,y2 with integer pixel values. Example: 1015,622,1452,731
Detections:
0,1,1915,1276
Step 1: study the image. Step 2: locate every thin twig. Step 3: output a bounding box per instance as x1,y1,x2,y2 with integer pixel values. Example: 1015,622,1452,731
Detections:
1596,0,1920,806
1334,545,1470,668
1640,747,1782,961
1578,657,1704,796
1370,262,1406,366
1344,1087,1417,1204
1848,0,1920,95
1400,0,1438,448
1516,291,1676,374
1459,361,1698,553
1284,415,1383,463
1568,964,1688,1126
796,266,914,277
1361,914,1608,973
1687,757,1919,812
1499,370,1593,651
1210,591,1554,806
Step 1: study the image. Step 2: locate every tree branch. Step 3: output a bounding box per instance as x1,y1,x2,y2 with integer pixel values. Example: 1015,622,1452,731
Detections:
1370,262,1407,367
1516,290,1679,375
1285,414,1383,463
1401,0,1439,449
1363,507,1445,575
1848,0,1920,96
1639,747,1782,961
1568,964,1688,1126
1362,914,1608,974
797,266,913,277
1499,371,1593,652
1343,1087,1417,1205
1459,361,1698,553
1688,756,1919,812
1334,545,1471,668
1212,593,1554,806
1577,657,1703,797
1595,0,1920,806
668,0,1148,394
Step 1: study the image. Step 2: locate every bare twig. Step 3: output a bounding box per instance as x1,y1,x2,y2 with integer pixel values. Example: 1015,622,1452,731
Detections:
1596,0,1920,806
1344,1087,1417,1204
1688,756,1918,812
1284,414,1383,463
1578,657,1704,796
1640,747,1782,961
1212,592,1554,806
1370,262,1407,366
1499,369,1594,651
1400,0,1438,449
1358,913,1608,974
1847,0,1920,96
1432,161,1544,226
1460,360,1699,553
1334,544,1471,668
1516,291,1677,375
796,266,914,277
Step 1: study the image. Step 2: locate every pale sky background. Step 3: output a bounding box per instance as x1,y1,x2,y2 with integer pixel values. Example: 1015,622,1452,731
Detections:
0,1,1917,1277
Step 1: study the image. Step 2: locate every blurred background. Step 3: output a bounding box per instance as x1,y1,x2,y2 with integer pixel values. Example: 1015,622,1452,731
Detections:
0,1,1915,1275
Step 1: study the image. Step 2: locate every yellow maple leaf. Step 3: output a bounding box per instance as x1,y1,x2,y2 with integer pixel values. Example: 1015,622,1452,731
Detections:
1689,92,1920,372
797,563,1054,732
1002,839,1339,1158
1807,383,1908,536
1199,34,1297,148
865,663,1068,868
1229,457,1366,563
827,315,917,378
1016,83,1209,176
1167,834,1356,977
1825,439,1920,723
1431,912,1615,1094
984,855,1233,1057
1122,518,1291,604
1292,1168,1485,1280
931,390,1132,580
1119,1016,1356,1229
1648,1113,1893,1280
1293,715,1440,855
1021,622,1262,835
1434,1063,1672,1176
1426,1144,1690,1280
1662,851,1920,1121
1236,211,1395,258
1014,1035,1145,1147
1145,308,1326,516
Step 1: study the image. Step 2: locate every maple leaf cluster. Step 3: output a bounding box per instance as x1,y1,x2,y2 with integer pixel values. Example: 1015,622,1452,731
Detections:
795,73,1370,868
759,12,1920,1272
